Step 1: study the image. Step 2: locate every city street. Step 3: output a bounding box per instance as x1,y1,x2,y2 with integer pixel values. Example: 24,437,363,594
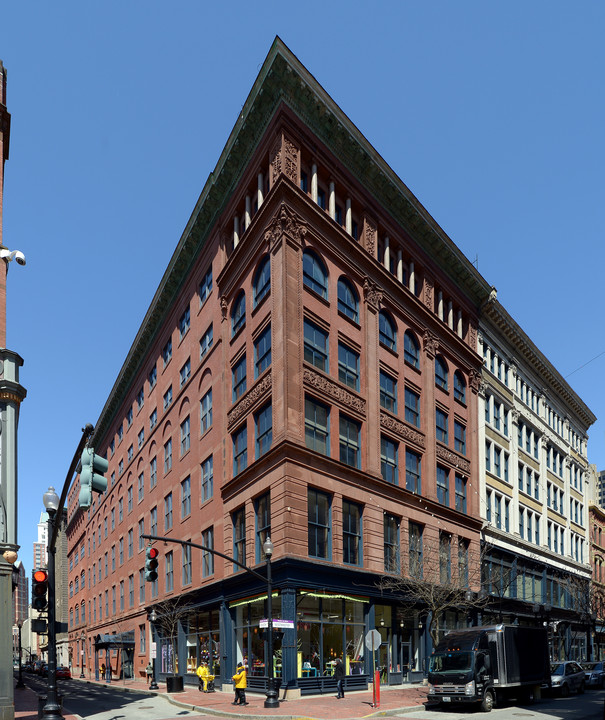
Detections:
403,690,605,720
21,675,204,720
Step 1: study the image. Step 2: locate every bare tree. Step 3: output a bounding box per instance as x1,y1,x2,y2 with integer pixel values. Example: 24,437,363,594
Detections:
152,596,194,676
379,529,487,648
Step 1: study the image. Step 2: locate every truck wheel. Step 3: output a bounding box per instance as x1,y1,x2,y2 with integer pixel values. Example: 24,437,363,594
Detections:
481,690,494,712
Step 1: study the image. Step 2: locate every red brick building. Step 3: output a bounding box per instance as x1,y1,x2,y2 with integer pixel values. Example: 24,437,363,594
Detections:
67,39,494,694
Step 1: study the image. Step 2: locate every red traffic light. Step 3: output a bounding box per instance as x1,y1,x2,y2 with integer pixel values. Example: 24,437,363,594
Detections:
33,569,48,583
147,547,159,559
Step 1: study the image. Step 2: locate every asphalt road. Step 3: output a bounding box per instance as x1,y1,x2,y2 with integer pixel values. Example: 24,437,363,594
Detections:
399,688,605,720
23,675,207,720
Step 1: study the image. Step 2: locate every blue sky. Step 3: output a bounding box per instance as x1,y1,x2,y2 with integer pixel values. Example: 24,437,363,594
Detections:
1,1,603,574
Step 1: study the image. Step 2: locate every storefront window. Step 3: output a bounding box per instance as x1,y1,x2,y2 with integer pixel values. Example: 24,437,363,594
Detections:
233,592,282,677
297,592,366,678
186,610,220,676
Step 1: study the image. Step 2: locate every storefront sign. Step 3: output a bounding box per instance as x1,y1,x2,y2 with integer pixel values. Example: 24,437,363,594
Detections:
259,619,294,629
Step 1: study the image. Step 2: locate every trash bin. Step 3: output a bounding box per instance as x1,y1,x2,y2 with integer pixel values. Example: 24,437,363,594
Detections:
38,694,62,719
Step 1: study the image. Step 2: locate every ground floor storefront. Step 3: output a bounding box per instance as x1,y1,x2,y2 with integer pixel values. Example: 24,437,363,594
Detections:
148,560,437,695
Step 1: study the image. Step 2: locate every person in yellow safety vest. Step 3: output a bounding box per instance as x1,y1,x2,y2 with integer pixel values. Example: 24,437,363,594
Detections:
196,662,214,692
232,662,248,705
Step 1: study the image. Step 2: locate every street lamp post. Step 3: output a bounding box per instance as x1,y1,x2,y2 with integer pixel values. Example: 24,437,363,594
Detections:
263,537,279,709
80,632,85,678
148,609,159,690
16,621,24,689
41,486,62,720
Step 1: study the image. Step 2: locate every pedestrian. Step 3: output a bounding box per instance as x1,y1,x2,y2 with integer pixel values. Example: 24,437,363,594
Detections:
100,662,106,681
232,662,248,705
196,661,214,692
334,657,345,699
145,662,153,686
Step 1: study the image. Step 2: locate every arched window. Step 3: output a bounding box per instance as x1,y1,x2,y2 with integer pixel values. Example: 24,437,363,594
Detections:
303,249,328,299
404,330,420,369
253,256,270,307
379,310,397,351
454,370,466,404
435,355,448,391
337,277,359,322
231,291,246,337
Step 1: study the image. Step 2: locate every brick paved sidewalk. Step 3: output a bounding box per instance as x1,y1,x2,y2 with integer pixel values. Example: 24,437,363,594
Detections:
71,674,429,719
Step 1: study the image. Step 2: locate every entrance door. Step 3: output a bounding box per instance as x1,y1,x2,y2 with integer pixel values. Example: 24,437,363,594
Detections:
401,642,411,683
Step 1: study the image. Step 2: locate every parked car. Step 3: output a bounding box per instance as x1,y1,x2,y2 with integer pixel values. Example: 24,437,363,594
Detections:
56,666,71,679
583,661,605,688
547,661,585,696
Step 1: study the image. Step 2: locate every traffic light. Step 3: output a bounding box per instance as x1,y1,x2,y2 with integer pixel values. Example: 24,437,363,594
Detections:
32,569,49,611
79,447,109,508
145,546,159,582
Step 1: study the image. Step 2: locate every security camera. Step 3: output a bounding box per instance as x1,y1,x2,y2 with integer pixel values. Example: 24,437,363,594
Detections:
0,248,26,267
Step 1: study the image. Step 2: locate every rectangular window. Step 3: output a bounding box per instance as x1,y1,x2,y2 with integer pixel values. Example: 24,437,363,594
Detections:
200,324,213,360
232,425,248,475
255,494,271,563
405,449,421,494
379,370,397,412
436,465,449,506
454,474,467,514
199,266,212,306
255,404,272,458
138,428,145,449
339,343,360,391
200,389,213,434
127,486,133,513
180,359,191,387
181,476,191,518
308,488,331,559
164,439,172,474
233,508,246,570
303,319,329,372
163,386,173,410
454,421,466,455
384,514,400,573
164,493,173,531
339,414,360,468
232,355,247,402
409,522,423,578
180,416,191,455
343,500,362,566
202,527,214,577
148,364,157,390
201,455,213,503
458,539,469,587
254,325,272,378
162,339,172,367
138,472,144,502
404,388,420,428
150,409,157,430
436,408,448,444
137,388,145,410
165,551,173,592
179,307,190,339
182,544,192,586
150,457,157,488
304,396,329,455
380,436,398,485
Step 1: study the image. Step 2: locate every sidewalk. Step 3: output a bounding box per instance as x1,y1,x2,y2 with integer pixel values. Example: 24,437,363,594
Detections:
65,674,429,719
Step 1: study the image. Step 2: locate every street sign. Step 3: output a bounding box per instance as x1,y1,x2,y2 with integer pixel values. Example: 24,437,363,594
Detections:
259,619,294,629
150,642,157,659
365,629,382,651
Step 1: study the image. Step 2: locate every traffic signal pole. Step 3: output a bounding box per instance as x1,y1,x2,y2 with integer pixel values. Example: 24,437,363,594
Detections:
40,424,95,720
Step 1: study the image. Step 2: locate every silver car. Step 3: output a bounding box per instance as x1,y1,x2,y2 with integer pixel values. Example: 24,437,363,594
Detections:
549,661,585,696
583,661,605,688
